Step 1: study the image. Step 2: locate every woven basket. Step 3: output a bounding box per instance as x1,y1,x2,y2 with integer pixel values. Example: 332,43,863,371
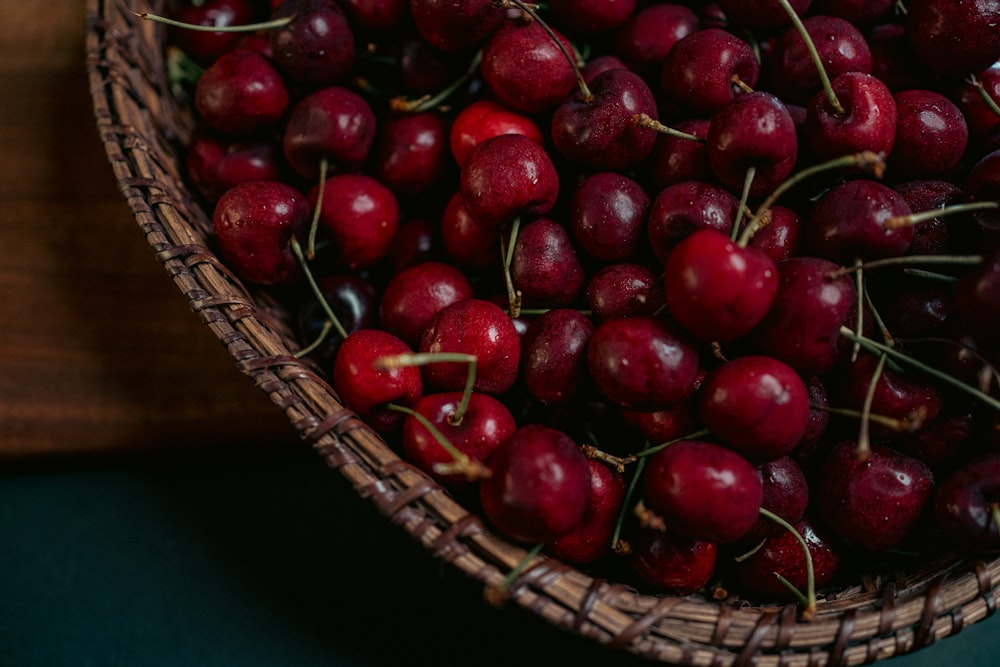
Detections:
85,2,1000,664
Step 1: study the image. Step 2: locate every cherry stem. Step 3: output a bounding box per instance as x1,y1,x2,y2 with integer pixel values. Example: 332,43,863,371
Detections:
166,46,203,88
611,456,647,553
307,157,329,260
896,336,1000,391
391,50,483,113
501,218,523,318
133,11,294,33
886,200,1000,230
863,284,896,348
992,503,1000,535
857,352,889,462
775,0,843,114
969,75,1000,120
632,114,706,143
497,0,593,102
813,403,926,432
831,254,983,276
385,403,491,482
288,237,349,340
732,166,757,243
903,268,961,283
293,319,333,359
484,542,545,607
632,428,712,459
758,507,816,621
374,352,478,424
581,444,636,473
851,258,864,362
731,74,755,94
738,151,884,246
839,326,1000,413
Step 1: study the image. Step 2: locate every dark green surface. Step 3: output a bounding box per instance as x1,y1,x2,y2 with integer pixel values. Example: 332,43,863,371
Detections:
2,444,998,667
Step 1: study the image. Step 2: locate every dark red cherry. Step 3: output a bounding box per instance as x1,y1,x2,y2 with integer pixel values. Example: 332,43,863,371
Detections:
647,180,739,265
550,68,659,172
309,173,399,271
953,244,1000,341
479,424,591,543
585,263,663,321
697,355,810,462
510,218,586,309
964,148,1000,231
733,518,840,599
717,0,811,31
481,19,577,114
662,229,779,343
419,298,521,395
168,0,256,67
816,440,934,551
409,0,504,53
646,118,711,192
612,3,700,80
385,217,442,273
185,131,281,203
212,180,309,287
632,529,718,595
448,99,544,169
587,316,701,411
440,190,501,272
803,71,897,161
888,89,968,180
956,62,1000,144
893,179,963,255
707,91,798,199
934,453,1000,552
547,459,626,564
194,48,289,137
459,133,559,230
644,439,763,544
747,205,802,261
339,0,408,32
332,329,423,433
282,86,377,180
297,272,377,364
569,172,650,263
401,390,516,490
626,369,705,447
550,0,637,35
905,0,1000,78
371,110,451,197
750,256,856,376
268,0,355,85
743,456,810,543
659,28,759,117
804,179,913,262
520,308,595,407
379,261,474,348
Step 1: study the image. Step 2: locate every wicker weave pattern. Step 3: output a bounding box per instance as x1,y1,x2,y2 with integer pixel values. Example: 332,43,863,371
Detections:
85,2,1000,664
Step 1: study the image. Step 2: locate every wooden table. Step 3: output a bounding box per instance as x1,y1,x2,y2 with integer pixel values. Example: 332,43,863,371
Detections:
0,1,298,458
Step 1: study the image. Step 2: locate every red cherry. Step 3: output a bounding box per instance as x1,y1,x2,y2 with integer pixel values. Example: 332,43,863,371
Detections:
520,308,595,407
194,48,289,137
309,173,400,272
268,0,355,86
283,86,377,180
632,529,718,595
733,518,841,599
481,19,577,114
378,261,474,348
448,99,544,169
934,453,1000,552
547,459,626,564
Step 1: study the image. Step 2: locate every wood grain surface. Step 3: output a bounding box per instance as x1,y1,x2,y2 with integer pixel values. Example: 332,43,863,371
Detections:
0,1,299,458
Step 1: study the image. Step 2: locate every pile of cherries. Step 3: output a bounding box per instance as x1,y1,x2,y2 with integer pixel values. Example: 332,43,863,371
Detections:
160,0,1000,611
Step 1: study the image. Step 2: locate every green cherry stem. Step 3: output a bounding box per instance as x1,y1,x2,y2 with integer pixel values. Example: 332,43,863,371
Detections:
306,157,329,260
775,0,843,115
501,218,523,318
831,254,983,276
632,114,706,142
374,352,478,424
969,74,1000,120
484,542,546,607
732,166,757,243
385,403,491,481
886,200,1000,230
632,428,712,459
611,456,647,554
289,237,349,340
839,326,1000,413
758,507,817,621
856,352,888,462
133,11,294,32
391,50,483,113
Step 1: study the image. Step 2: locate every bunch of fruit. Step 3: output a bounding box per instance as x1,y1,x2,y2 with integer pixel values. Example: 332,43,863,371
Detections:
152,0,1000,615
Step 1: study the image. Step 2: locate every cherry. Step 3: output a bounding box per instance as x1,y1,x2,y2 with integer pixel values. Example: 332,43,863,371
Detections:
569,172,650,263
212,180,310,286
587,316,701,411
385,217,442,272
707,91,798,200
378,261,474,348
934,453,1000,551
549,0,637,36
644,439,763,544
662,228,779,343
868,22,927,93
193,48,289,137
479,423,591,543
339,0,409,32
647,180,739,265
448,99,544,169
747,205,802,261
953,244,1000,341
905,0,1000,79
268,0,355,85
459,133,559,230
440,190,501,271
768,15,872,106
893,179,963,255
964,148,1000,231
697,355,810,462
750,256,857,376
550,68,660,172
611,3,700,80
659,28,760,117
332,328,423,432
418,298,521,395
371,110,451,197
520,308,595,407
401,390,516,490
632,529,718,595
585,263,663,322
646,118,711,192
185,131,281,203
956,62,1000,144
804,179,913,262
580,54,629,83
547,459,626,564
168,0,257,67
309,173,400,271
282,86,377,180
297,272,378,363
896,408,976,471
397,37,467,97
803,72,897,161
733,518,841,600
509,218,586,309
409,0,504,53
816,440,935,551
888,89,968,180
481,18,577,114
717,0,811,31
743,456,810,543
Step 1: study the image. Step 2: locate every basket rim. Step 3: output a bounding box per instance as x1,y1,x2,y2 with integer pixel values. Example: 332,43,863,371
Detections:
84,2,1000,665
